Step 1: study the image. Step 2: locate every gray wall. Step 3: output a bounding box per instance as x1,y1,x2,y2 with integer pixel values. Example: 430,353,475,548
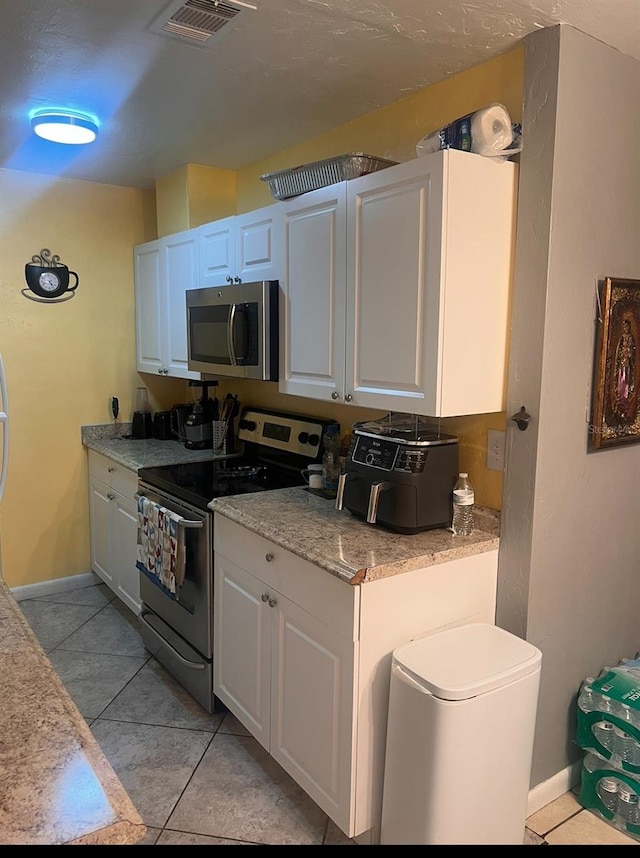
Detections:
499,24,640,789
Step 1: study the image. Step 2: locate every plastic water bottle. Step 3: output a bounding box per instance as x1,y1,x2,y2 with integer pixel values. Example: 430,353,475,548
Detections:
452,472,474,536
321,424,341,499
617,786,640,827
597,776,619,815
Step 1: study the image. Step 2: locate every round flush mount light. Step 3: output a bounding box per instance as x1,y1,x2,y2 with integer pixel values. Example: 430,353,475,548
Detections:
31,110,99,145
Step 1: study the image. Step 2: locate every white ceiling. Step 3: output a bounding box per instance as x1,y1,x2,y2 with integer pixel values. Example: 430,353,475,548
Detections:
1,0,639,190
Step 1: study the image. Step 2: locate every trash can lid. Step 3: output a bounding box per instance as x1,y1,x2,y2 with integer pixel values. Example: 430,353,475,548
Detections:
392,623,542,700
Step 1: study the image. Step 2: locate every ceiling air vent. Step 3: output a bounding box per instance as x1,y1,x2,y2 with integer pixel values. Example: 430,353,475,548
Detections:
149,0,254,46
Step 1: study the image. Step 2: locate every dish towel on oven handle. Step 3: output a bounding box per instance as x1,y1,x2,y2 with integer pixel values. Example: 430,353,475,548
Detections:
136,495,186,599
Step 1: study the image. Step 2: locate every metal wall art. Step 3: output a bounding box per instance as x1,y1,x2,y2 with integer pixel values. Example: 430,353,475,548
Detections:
589,276,640,449
23,248,79,303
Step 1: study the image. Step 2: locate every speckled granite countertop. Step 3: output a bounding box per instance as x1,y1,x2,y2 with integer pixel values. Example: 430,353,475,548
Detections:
210,487,500,585
81,423,238,470
0,580,146,845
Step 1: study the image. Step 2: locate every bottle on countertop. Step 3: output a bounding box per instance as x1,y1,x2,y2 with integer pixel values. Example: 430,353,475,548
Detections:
321,424,341,499
452,472,474,536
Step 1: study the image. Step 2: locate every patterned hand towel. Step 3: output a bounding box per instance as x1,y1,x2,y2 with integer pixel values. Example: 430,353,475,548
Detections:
136,495,185,598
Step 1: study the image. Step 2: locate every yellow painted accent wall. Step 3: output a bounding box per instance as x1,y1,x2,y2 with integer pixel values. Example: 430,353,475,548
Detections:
155,166,190,236
236,48,524,213
0,169,156,588
155,164,237,236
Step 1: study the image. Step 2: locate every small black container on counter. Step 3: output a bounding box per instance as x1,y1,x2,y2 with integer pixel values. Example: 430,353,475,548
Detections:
153,411,173,440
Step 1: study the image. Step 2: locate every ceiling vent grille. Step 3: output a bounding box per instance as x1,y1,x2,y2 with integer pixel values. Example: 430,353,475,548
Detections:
150,0,247,45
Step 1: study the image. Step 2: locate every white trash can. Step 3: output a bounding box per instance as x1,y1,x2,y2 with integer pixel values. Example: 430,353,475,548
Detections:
380,622,542,845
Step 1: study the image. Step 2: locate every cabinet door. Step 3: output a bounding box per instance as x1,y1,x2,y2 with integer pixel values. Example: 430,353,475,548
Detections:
88,476,114,589
214,553,271,750
235,204,282,283
112,494,141,615
134,240,165,375
198,216,236,287
279,185,347,401
345,157,445,413
270,594,355,835
163,230,201,380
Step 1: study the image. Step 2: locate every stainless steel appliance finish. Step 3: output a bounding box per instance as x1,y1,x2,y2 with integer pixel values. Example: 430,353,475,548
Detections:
137,483,215,712
336,415,459,534
137,407,338,713
186,280,279,380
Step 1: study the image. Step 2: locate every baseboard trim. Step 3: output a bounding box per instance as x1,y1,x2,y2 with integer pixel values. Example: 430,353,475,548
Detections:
10,572,102,602
527,762,582,816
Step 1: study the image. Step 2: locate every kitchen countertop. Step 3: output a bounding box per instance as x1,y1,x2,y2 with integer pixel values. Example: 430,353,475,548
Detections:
210,487,500,585
81,423,237,470
0,579,146,845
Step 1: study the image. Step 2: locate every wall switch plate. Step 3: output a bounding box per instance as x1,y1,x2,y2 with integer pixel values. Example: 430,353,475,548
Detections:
487,429,506,471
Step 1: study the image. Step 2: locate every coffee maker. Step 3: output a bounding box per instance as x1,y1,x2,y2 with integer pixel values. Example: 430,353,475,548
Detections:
184,380,219,450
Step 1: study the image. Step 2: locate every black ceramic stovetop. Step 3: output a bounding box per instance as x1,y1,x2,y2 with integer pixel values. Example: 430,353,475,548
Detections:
138,455,306,511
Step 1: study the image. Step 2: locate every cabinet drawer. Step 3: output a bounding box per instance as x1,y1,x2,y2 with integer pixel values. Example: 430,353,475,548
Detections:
88,450,137,499
215,515,358,640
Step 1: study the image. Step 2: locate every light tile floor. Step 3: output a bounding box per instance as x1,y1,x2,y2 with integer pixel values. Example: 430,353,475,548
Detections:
15,581,639,846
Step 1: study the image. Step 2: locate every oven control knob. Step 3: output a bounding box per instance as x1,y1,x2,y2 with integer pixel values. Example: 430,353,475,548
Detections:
240,419,257,431
308,433,320,447
366,453,375,465
298,431,309,444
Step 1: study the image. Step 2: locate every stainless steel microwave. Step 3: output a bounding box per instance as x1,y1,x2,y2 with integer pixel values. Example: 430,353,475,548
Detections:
186,280,279,380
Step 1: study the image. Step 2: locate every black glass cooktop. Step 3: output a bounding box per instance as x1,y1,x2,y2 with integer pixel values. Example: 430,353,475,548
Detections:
138,457,306,511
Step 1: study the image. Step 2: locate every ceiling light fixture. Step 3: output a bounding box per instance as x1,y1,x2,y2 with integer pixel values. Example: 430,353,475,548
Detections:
30,111,99,145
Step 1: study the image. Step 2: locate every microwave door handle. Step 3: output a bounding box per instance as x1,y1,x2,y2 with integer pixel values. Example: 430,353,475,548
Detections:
227,303,238,366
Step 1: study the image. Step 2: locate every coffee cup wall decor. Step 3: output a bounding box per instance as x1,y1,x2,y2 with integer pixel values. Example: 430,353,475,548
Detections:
23,249,79,302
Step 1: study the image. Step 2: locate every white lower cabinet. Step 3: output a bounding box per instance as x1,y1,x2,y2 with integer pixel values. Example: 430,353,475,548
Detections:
88,450,140,615
214,514,499,841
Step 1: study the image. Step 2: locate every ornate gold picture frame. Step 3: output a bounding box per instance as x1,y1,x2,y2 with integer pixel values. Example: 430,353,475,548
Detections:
590,277,640,449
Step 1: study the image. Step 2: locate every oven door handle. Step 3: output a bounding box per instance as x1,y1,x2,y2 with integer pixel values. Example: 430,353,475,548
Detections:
135,494,204,528
139,610,206,670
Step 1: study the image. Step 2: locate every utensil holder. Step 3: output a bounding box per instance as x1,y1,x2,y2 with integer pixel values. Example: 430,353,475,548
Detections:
212,420,228,454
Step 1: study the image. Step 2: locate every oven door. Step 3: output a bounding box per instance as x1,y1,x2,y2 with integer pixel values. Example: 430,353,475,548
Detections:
136,482,215,712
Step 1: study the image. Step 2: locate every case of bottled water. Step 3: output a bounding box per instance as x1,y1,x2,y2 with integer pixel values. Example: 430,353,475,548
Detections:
580,752,640,840
576,660,640,772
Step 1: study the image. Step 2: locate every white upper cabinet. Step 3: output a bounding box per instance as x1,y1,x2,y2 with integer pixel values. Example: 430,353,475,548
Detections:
198,203,283,288
134,229,201,380
279,149,517,417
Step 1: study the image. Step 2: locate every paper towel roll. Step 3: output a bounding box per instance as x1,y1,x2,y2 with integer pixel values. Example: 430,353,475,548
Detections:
470,103,513,156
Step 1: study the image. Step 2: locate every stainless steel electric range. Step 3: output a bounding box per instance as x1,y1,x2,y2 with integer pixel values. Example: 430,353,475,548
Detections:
136,407,339,713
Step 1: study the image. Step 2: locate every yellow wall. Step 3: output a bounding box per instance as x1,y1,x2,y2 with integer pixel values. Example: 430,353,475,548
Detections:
0,170,160,588
1,47,523,589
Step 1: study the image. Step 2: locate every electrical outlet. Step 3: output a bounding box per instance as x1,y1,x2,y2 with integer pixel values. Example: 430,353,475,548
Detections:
487,429,505,471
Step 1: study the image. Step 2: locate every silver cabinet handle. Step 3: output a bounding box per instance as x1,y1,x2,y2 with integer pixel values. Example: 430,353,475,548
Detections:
331,392,339,400
268,597,277,608
108,466,115,472
163,368,169,374
234,276,241,283
157,368,163,374
367,481,391,524
265,552,273,562
107,492,115,501
261,592,269,602
345,393,353,402
226,275,233,283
